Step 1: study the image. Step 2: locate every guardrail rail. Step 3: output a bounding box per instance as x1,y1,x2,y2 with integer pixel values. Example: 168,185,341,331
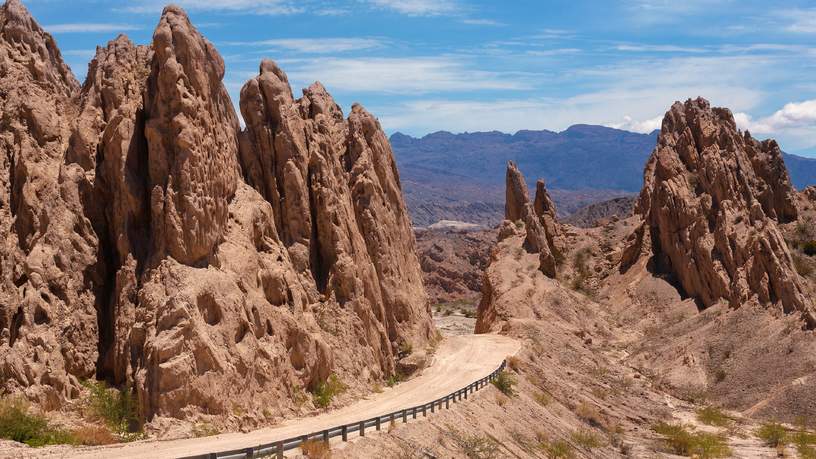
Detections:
179,359,508,459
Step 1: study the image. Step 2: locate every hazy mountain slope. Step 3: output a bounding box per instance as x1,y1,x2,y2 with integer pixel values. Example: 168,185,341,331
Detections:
392,127,816,227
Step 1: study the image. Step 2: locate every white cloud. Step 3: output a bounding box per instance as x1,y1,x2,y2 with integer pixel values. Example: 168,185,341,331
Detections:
363,0,459,16
224,38,384,53
44,23,140,33
607,115,663,133
735,100,816,134
283,57,533,94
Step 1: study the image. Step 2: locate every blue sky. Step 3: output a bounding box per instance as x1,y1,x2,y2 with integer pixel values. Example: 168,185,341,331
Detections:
25,0,816,157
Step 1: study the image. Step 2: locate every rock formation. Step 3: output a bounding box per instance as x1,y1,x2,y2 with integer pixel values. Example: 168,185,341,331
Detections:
0,1,433,427
622,97,815,326
804,185,816,203
502,161,561,277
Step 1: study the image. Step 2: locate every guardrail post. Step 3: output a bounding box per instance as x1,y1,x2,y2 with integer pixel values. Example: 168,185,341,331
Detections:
412,407,417,419
430,401,435,413
464,387,468,399
276,441,283,459
301,435,308,447
446,396,450,409
342,425,348,442
244,446,254,458
376,417,381,431
422,405,427,417
359,421,365,437
322,429,329,443
403,409,407,423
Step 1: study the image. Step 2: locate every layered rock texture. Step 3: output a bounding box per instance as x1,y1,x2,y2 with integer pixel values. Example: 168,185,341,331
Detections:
502,161,563,277
0,1,433,426
622,98,815,326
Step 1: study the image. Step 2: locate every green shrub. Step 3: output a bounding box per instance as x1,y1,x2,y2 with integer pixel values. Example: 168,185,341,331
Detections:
570,428,605,449
756,422,787,447
0,398,76,447
804,241,816,257
386,372,405,388
696,406,732,427
312,374,347,408
83,381,140,435
491,370,517,397
793,428,816,459
653,422,731,458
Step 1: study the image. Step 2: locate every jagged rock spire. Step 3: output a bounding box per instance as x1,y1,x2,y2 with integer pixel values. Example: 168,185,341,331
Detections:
624,97,814,326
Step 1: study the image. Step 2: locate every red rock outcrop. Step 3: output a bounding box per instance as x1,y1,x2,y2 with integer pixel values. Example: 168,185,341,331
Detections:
502,161,560,277
805,186,816,202
623,98,814,326
0,1,434,428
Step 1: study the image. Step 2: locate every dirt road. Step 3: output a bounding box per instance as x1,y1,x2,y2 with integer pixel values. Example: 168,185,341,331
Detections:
52,333,519,459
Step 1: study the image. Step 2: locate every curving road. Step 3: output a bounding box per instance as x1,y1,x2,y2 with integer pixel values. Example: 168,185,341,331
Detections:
61,334,520,459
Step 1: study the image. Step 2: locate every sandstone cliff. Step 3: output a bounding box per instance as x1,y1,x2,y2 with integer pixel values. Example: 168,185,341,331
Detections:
622,98,815,326
0,1,433,428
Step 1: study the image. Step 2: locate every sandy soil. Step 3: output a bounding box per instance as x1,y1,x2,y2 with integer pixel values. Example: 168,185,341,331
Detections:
15,334,519,459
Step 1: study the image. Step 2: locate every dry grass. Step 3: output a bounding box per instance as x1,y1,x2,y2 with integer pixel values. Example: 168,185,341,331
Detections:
301,439,332,458
72,425,118,446
575,401,607,430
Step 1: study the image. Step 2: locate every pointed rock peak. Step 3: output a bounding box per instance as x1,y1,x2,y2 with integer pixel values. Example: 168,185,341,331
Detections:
505,161,530,221
1,0,78,96
259,58,290,84
303,81,343,120
533,178,557,219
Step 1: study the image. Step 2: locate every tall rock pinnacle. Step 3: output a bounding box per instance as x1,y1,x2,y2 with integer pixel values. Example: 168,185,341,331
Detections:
623,97,814,326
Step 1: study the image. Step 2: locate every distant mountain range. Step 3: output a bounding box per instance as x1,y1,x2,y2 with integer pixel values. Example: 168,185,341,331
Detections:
392,125,816,227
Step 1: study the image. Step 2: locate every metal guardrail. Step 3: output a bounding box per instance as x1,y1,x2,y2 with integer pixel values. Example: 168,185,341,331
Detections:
178,359,508,459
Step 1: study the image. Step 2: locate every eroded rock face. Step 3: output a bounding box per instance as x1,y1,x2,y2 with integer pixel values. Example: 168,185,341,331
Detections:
0,1,434,427
623,98,814,326
503,161,560,277
0,0,97,409
804,186,816,202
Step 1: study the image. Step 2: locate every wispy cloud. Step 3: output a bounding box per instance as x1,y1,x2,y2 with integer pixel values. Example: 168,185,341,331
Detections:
606,115,663,133
224,38,385,53
363,0,460,16
44,23,140,33
778,8,816,34
121,0,304,15
283,57,533,94
615,44,708,53
461,19,504,26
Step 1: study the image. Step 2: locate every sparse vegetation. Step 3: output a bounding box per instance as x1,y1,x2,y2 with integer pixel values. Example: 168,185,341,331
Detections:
0,397,75,447
571,428,605,449
386,372,405,388
792,427,816,459
301,439,332,458
538,436,574,458
696,406,732,427
491,370,517,396
804,241,816,257
534,391,551,406
83,380,140,436
71,425,118,446
447,425,500,459
756,422,787,448
311,374,347,408
575,401,606,430
570,248,592,293
506,355,521,371
192,422,219,438
653,422,731,458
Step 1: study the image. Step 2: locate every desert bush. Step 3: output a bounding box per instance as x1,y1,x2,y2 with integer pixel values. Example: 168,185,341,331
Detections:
301,439,332,458
537,434,574,458
83,380,140,435
534,391,551,406
386,372,405,388
696,406,732,427
312,375,347,408
506,356,521,371
491,370,517,396
571,248,592,292
653,422,731,458
756,422,787,447
804,241,816,257
0,397,75,447
575,402,606,430
192,422,219,438
571,428,605,449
